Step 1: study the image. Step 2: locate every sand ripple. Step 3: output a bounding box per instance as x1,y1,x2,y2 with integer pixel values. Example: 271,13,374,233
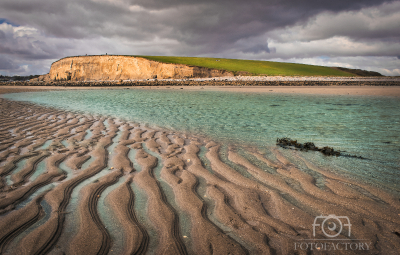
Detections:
0,98,399,254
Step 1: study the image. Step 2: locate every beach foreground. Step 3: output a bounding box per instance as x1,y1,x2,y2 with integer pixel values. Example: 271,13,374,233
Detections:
0,87,400,254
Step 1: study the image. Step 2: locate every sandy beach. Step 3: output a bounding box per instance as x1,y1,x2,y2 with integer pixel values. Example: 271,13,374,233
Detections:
1,85,400,254
1,84,400,97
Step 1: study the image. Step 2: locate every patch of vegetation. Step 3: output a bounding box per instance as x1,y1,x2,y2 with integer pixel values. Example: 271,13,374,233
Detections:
137,56,356,77
334,67,382,77
0,74,40,82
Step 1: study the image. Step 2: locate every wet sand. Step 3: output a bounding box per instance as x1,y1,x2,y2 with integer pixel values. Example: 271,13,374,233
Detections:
0,87,400,254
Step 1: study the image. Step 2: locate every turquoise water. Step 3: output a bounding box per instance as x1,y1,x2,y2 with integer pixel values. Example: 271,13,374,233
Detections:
3,89,400,193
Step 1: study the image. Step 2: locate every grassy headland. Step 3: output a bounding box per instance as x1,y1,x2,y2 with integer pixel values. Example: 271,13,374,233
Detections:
138,56,355,77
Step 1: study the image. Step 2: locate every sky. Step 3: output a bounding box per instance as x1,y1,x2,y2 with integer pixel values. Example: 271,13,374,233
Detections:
1,0,400,76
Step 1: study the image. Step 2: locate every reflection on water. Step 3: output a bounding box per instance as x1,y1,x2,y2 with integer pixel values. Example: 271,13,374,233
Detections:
4,89,400,192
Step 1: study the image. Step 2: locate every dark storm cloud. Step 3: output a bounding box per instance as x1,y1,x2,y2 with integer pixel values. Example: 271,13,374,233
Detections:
129,0,394,39
1,0,125,39
267,1,400,44
0,0,399,75
131,0,389,12
1,0,394,43
134,0,395,50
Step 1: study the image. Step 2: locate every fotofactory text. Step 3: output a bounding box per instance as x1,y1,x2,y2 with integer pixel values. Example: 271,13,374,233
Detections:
294,215,372,252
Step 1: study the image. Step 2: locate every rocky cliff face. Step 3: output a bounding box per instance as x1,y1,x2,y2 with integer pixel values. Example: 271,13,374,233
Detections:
36,55,233,82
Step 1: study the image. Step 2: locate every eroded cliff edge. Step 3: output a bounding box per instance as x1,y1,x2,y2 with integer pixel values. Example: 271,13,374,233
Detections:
34,55,233,82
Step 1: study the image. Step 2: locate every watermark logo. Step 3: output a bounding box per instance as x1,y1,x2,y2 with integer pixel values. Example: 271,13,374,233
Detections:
294,215,372,252
313,214,351,238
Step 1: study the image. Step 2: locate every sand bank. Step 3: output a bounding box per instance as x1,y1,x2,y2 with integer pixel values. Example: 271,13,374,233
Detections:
0,96,399,254
1,84,400,97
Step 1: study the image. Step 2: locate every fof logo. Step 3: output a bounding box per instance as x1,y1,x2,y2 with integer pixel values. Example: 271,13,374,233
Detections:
313,214,352,238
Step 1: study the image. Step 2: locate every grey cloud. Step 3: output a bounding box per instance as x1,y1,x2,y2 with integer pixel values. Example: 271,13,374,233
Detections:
0,0,399,76
1,0,129,39
0,25,63,60
0,55,19,70
242,42,276,54
0,0,393,43
131,0,391,12
268,1,400,43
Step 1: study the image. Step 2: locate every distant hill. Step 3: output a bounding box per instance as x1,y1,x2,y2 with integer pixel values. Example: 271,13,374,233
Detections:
333,67,382,77
139,56,370,77
32,55,234,82
29,55,384,83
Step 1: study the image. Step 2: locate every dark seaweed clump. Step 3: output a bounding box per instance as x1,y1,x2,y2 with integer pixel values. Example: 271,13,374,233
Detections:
276,137,366,159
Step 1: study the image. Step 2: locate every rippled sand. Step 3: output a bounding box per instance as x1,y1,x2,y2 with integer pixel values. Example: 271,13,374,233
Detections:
0,91,400,254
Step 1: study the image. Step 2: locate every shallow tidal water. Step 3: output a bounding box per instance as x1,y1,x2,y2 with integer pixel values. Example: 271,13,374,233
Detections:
3,89,400,193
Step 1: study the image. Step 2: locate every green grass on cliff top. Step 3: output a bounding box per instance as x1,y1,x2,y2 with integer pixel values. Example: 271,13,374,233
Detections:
137,56,354,77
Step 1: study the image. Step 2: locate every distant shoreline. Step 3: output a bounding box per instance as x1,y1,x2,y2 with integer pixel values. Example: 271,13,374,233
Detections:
1,84,400,98
1,75,400,87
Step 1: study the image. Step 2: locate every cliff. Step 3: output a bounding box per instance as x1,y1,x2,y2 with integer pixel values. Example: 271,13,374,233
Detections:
35,55,233,82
